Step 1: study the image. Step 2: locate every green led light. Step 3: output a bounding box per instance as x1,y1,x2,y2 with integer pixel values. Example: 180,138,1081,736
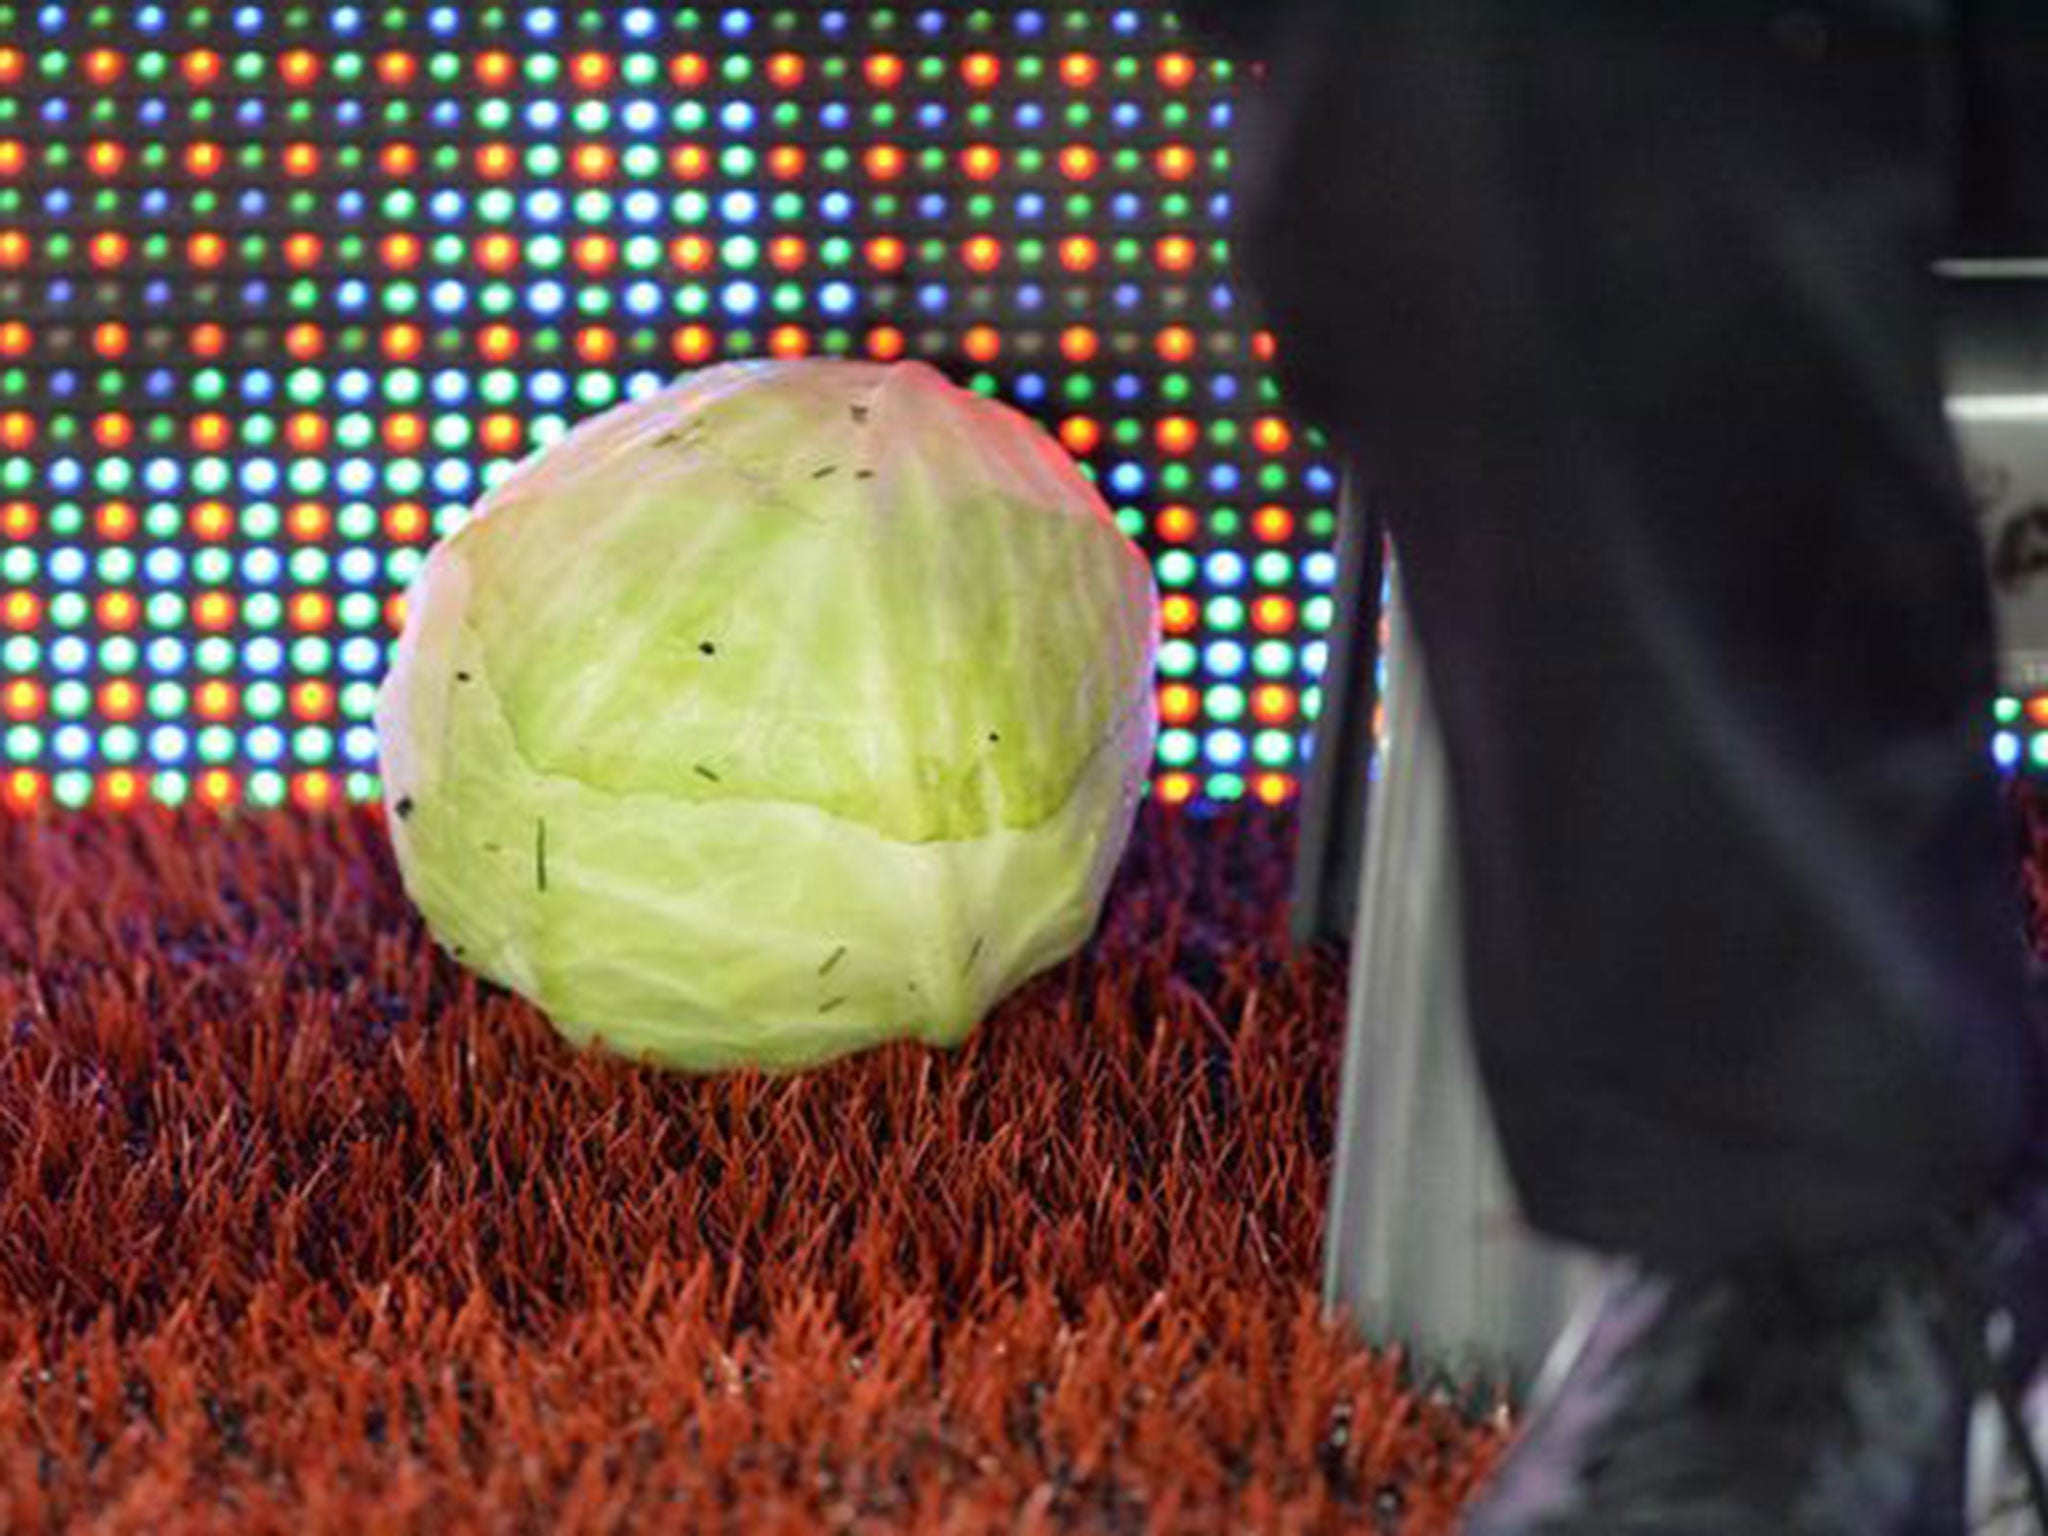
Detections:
527,145,563,178
386,549,425,584
1996,697,2023,725
1207,686,1247,723
1158,551,1197,587
386,461,426,496
1063,376,1095,404
48,593,88,630
102,637,140,674
2,637,37,672
1254,732,1295,767
1112,419,1143,447
54,772,91,810
722,146,757,177
1206,597,1246,631
336,416,375,451
6,726,41,759
1115,508,1143,539
1211,509,1241,537
1308,509,1338,539
481,283,516,316
149,683,187,718
144,594,185,629
382,283,420,315
246,682,284,720
342,683,379,720
675,103,707,132
103,726,139,765
623,54,658,86
244,594,283,632
249,772,286,809
293,727,333,764
1302,596,1336,633
1159,640,1198,677
1159,730,1198,767
578,374,617,408
1253,642,1296,678
242,504,280,539
193,549,232,585
339,594,381,631
575,288,611,317
525,54,561,84
1206,774,1246,801
197,726,235,764
0,549,34,583
676,191,710,224
384,369,423,405
152,772,189,807
291,639,333,674
196,640,235,677
289,550,331,584
477,100,513,131
623,145,660,179
51,681,90,718
2031,735,2048,769
1254,552,1295,585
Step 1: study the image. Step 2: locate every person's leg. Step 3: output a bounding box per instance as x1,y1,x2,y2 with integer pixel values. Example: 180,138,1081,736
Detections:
1232,0,2048,1274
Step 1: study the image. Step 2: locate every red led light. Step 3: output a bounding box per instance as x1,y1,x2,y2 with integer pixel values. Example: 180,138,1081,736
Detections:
382,323,424,361
290,593,333,632
671,234,713,272
962,236,1002,273
1253,505,1295,542
867,326,906,361
475,50,514,86
1155,323,1196,362
670,144,711,181
0,501,35,538
1060,326,1098,363
962,52,1001,88
0,412,33,450
2,590,40,629
92,322,128,357
480,415,522,454
291,682,334,720
673,325,716,364
1252,417,1294,454
1157,774,1195,807
291,772,336,811
385,595,409,632
190,501,234,540
192,592,232,632
572,235,616,274
1157,417,1200,454
479,323,519,360
376,51,417,87
286,500,330,539
190,415,231,452
865,236,907,272
0,142,22,177
1253,686,1297,724
92,413,133,450
101,680,141,721
864,144,907,181
97,591,140,631
963,325,1001,362
0,232,29,269
768,325,810,359
195,681,238,719
383,414,425,452
1058,236,1099,271
283,143,320,177
381,144,418,179
186,141,224,177
84,48,124,85
1253,596,1297,633
290,411,333,454
1156,236,1197,272
670,54,709,88
1253,330,1278,362
380,233,422,270
1159,684,1199,724
1158,52,1197,89
1059,53,1100,88
104,770,142,809
279,49,320,86
3,769,42,812
962,145,1002,181
284,234,322,270
190,322,226,357
768,236,808,271
2,679,42,719
477,235,518,273
89,232,129,269
86,141,125,176
571,51,613,89
767,52,804,87
1254,774,1293,807
573,144,614,181
187,232,226,268
1160,595,1199,633
477,144,517,179
1157,145,1199,181
574,324,616,362
1058,416,1101,454
1157,505,1198,541
0,50,19,85
768,146,806,179
865,53,905,90
285,325,323,362
182,49,222,86
1059,146,1099,181
198,770,239,809
384,502,428,541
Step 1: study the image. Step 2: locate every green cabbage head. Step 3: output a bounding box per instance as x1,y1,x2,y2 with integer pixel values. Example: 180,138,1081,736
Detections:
377,358,1160,1073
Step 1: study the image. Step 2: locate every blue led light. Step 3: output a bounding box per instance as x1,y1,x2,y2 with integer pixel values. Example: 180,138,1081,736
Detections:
526,188,566,223
623,7,657,38
241,550,282,586
338,549,378,585
336,369,373,404
137,99,166,127
1305,466,1337,495
236,100,265,128
918,7,944,33
1205,551,1246,587
343,727,379,764
136,3,166,29
1016,373,1048,403
1109,464,1145,494
820,191,853,221
333,100,364,128
625,370,664,399
918,104,948,130
1113,7,1141,33
54,726,91,765
525,5,560,37
50,637,89,674
624,190,661,223
38,188,68,218
146,638,186,673
531,370,568,405
1112,105,1142,131
238,369,275,403
49,367,77,396
341,638,382,676
916,283,949,313
1210,282,1238,313
1016,192,1046,219
1112,375,1142,402
48,548,86,585
38,99,66,126
239,280,271,311
1205,641,1247,677
247,639,284,676
1017,8,1045,35
431,371,468,406
330,3,360,31
248,727,285,765
1209,466,1241,493
149,726,190,765
821,8,847,34
144,371,177,404
1210,374,1240,402
720,190,760,223
429,190,465,222
1205,731,1247,767
1211,103,1235,130
429,280,467,315
527,100,562,131
626,280,662,316
1017,283,1044,310
918,192,947,219
1014,103,1044,131
428,4,459,33
336,191,366,220
721,102,756,134
721,281,761,316
1113,283,1142,311
432,462,472,495
144,550,184,585
528,280,567,316
48,460,82,494
1996,732,2022,770
237,190,268,218
820,281,856,315
819,103,852,132
720,6,750,36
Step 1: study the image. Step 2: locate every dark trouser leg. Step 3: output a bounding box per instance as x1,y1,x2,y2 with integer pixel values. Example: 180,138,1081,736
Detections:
1236,1,2048,1270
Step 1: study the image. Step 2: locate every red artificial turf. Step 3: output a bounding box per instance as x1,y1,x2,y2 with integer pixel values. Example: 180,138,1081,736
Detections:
0,803,1506,1534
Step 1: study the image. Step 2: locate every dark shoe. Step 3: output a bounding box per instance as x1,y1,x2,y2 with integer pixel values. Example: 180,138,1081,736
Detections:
1461,1191,2048,1535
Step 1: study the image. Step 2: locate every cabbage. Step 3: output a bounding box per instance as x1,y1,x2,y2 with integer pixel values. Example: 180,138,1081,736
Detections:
376,359,1160,1073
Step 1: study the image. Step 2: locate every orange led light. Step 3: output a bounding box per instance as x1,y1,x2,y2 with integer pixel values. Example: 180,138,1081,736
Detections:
867,326,906,361
670,144,711,180
670,53,709,88
1060,53,1100,88
86,141,124,176
279,49,320,86
380,233,422,270
768,325,810,359
1058,236,1099,272
1157,505,1199,541
92,414,133,450
380,144,418,178
477,234,519,273
198,770,239,809
291,682,334,720
1,319,38,355
1252,417,1295,454
84,48,124,85
187,232,226,268
382,323,424,360
194,592,236,630
1058,417,1102,454
186,141,225,177
480,415,522,454
3,679,42,719
477,143,517,179
1059,145,1099,180
1160,685,1200,724
673,325,716,364
88,232,129,269
286,501,330,540
1253,505,1295,542
291,773,336,811
1157,145,1199,180
290,593,334,632
190,322,226,357
2,590,40,628
376,51,417,87
0,412,33,450
1160,595,1199,633
384,503,428,541
962,145,1002,181
3,769,42,811
103,770,142,809
865,53,905,89
475,50,514,86
0,142,22,177
282,143,319,177
1158,52,1197,89
767,52,804,87
962,52,1001,88
190,501,234,540
285,413,329,452
864,144,907,180
768,236,808,271
97,591,140,631
571,51,613,89
1060,326,1099,363
574,325,616,362
190,416,232,452
182,49,222,86
573,144,615,180
865,236,907,272
100,680,141,721
195,681,238,719
963,325,1001,363
383,414,425,452
962,236,1002,273
1253,686,1298,724
91,322,128,357
572,235,616,274
768,145,806,179
671,234,713,272
0,501,35,538
1156,236,1197,272
0,232,29,269
284,234,323,270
